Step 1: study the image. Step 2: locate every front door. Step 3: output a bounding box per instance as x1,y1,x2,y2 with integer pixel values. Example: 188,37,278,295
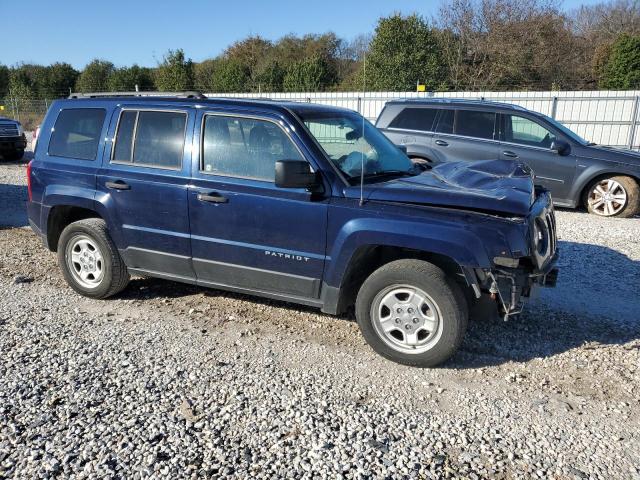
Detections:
97,106,194,277
188,111,328,300
498,113,577,203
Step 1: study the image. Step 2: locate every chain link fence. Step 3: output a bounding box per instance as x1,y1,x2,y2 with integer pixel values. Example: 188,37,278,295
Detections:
2,90,640,150
0,98,52,131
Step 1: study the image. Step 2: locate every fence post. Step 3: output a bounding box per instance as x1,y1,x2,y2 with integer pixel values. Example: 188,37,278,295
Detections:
12,95,20,122
357,96,362,114
550,96,558,119
629,96,639,150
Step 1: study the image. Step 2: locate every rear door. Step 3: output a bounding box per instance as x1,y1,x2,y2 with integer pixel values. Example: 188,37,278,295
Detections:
431,108,500,163
97,106,195,278
188,110,328,301
498,112,576,202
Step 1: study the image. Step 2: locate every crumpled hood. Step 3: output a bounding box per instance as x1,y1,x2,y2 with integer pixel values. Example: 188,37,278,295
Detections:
349,159,536,216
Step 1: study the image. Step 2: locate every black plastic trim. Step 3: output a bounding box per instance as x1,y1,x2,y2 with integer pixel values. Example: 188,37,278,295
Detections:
193,257,321,298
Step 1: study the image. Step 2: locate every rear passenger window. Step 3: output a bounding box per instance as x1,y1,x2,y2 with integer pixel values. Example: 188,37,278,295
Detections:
112,110,186,169
202,115,304,181
455,110,496,140
48,108,105,160
389,108,437,131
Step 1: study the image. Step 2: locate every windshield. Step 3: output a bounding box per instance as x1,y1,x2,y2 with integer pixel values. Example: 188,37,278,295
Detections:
298,110,416,182
540,114,590,145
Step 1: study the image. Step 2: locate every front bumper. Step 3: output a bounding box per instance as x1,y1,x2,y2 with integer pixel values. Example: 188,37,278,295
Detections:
0,135,27,152
487,253,559,317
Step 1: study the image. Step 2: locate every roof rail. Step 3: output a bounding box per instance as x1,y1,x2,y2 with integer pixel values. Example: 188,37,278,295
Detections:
68,91,207,99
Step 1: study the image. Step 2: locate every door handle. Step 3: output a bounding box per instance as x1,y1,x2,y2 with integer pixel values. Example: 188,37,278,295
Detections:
502,150,518,158
434,140,449,147
197,192,228,204
105,180,131,190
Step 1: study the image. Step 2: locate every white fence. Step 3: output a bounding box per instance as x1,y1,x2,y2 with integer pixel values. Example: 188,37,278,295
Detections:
207,90,640,150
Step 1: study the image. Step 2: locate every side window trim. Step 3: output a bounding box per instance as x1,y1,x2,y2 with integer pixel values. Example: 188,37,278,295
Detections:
199,112,309,182
110,108,188,170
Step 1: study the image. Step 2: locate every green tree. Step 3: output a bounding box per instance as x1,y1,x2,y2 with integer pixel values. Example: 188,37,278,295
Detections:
42,63,79,97
76,59,115,92
7,66,38,98
210,59,250,92
194,59,218,92
107,65,155,91
0,65,8,98
283,55,336,92
253,60,285,91
155,49,195,91
599,34,640,89
367,14,447,91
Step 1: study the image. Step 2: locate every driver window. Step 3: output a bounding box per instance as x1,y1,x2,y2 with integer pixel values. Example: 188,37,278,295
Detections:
202,115,304,181
505,114,556,149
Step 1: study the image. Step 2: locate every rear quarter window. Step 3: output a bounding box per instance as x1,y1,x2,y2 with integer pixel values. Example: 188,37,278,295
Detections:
48,108,106,160
388,108,437,132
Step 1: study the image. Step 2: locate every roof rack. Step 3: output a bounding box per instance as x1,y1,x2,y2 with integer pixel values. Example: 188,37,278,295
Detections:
68,91,207,99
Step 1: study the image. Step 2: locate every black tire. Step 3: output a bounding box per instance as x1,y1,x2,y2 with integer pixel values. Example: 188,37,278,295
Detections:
3,149,24,161
355,259,468,367
585,175,640,218
57,218,130,299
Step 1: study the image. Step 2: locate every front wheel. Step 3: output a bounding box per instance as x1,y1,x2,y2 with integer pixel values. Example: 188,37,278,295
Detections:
585,176,639,218
57,218,130,299
355,259,468,367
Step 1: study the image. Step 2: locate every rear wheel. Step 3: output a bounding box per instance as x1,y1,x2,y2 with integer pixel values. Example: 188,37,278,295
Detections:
57,218,130,298
410,156,432,166
355,259,468,367
585,175,639,218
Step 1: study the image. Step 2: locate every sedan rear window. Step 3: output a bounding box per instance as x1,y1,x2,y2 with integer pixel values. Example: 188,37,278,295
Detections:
48,108,106,160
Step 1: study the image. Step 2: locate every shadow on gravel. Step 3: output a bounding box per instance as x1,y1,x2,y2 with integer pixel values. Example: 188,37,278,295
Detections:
0,183,28,227
454,240,640,368
114,240,640,369
118,277,336,318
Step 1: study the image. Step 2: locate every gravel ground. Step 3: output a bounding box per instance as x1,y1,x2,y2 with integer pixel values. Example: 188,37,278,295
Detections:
1,158,639,479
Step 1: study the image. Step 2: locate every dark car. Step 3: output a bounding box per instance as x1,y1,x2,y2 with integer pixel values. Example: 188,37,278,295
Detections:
377,98,640,218
0,116,27,161
26,92,558,367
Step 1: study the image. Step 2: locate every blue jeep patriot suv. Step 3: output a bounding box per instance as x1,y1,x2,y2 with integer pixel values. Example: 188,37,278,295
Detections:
27,92,558,367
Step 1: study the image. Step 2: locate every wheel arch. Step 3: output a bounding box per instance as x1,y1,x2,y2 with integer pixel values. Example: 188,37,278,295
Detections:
324,244,468,315
46,205,103,252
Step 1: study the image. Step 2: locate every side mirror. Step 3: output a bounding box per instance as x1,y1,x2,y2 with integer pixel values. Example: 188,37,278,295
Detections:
275,160,320,189
550,139,570,156
397,145,408,154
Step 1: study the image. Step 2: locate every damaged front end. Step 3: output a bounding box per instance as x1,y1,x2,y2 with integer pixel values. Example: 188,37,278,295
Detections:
464,190,559,320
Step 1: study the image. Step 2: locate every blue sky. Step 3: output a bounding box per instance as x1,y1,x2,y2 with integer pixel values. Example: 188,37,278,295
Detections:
3,0,601,68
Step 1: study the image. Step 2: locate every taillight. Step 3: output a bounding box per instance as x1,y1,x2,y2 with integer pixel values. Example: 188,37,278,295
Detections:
26,160,33,201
